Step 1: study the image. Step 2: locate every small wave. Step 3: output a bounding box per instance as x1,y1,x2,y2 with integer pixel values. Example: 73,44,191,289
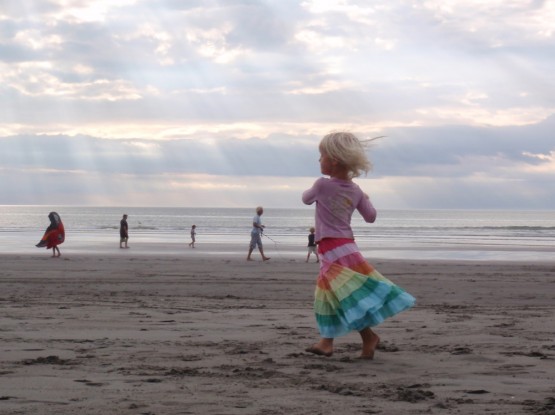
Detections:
479,226,555,231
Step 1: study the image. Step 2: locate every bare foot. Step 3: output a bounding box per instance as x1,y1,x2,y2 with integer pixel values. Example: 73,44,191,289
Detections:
360,333,380,359
263,257,271,261
246,258,254,261
305,345,333,357
305,339,333,357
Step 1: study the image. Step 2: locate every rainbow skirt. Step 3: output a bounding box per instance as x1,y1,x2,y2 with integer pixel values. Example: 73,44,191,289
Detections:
314,238,415,338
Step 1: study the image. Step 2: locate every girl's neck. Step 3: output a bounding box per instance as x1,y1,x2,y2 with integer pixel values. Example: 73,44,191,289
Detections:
330,166,350,181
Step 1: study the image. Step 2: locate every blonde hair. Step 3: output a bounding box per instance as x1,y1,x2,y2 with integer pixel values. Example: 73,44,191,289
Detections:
319,132,372,178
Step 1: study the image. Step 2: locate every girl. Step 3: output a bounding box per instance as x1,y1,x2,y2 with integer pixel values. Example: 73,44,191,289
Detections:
302,132,415,359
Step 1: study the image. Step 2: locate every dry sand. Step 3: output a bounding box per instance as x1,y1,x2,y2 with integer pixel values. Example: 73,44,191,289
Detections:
0,249,554,415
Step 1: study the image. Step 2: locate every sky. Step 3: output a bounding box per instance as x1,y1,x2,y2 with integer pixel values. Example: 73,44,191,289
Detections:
1,0,554,209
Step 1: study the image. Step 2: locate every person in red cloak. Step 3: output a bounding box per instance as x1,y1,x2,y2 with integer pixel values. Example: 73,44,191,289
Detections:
36,212,65,257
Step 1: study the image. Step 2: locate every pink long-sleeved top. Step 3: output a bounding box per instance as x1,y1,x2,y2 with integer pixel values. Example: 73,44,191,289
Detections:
302,177,377,242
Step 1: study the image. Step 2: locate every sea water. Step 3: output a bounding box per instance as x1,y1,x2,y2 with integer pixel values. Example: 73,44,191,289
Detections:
0,205,554,261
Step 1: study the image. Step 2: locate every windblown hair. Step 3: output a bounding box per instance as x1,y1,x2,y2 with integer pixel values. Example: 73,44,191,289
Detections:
319,131,372,178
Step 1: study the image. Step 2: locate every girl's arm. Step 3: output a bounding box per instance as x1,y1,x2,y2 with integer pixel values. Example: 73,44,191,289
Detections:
302,178,322,205
357,192,377,223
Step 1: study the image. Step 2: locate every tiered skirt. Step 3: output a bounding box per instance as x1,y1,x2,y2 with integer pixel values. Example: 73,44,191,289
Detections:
314,238,415,338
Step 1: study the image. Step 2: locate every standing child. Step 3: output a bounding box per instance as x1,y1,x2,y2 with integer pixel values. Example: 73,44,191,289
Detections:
302,132,415,359
189,225,196,248
120,214,129,249
306,227,318,263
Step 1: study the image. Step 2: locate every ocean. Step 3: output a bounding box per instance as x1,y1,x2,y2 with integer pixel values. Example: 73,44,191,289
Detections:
0,205,554,261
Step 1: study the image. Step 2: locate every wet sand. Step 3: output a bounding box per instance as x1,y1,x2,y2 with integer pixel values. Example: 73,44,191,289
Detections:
0,250,554,414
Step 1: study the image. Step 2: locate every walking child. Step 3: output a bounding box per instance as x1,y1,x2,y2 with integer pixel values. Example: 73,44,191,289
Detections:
189,225,196,248
302,132,415,359
306,227,318,263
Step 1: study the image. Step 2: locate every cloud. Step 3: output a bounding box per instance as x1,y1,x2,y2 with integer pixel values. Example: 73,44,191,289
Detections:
1,0,553,131
1,1,554,208
0,115,554,208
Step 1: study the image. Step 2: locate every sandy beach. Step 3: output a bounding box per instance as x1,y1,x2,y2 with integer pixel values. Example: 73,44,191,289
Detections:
0,248,554,415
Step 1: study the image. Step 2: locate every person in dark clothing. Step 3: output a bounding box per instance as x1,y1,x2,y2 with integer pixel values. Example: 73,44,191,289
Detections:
306,227,318,263
120,214,129,248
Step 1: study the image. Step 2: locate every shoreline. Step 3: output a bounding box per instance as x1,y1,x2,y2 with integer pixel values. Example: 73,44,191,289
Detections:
2,229,555,262
1,254,554,414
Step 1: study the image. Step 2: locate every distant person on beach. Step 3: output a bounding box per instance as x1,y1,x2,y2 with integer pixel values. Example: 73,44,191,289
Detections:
36,211,65,258
302,131,415,359
120,214,129,249
246,206,270,261
306,227,319,263
189,225,196,248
